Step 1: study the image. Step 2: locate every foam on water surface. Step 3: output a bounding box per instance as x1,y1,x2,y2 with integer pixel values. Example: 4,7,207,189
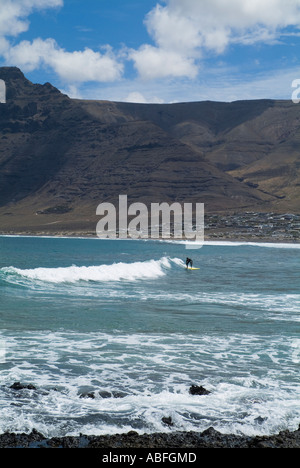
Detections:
0,237,299,438
0,330,299,437
1,257,184,284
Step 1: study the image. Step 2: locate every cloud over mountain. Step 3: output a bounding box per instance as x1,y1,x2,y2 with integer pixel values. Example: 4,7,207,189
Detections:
130,0,300,79
1,0,300,87
1,1,300,104
0,0,123,84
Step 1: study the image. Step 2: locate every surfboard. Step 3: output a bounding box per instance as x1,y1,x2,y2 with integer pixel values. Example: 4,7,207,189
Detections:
186,267,200,270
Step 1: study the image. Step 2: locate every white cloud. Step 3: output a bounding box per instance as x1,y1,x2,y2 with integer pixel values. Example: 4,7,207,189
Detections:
3,37,53,71
124,91,164,104
124,91,148,103
60,84,82,99
160,0,300,40
1,0,300,96
145,4,201,55
0,0,123,83
4,38,123,82
0,0,63,37
129,44,198,80
49,45,123,83
129,0,300,79
81,62,300,104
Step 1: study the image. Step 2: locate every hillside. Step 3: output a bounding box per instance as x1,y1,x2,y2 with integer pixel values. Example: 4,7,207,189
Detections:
0,67,299,236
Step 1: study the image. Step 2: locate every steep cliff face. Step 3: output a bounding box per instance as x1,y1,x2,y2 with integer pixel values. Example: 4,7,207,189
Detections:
0,67,298,234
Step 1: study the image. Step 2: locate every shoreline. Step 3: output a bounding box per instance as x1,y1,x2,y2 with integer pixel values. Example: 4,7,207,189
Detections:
1,426,300,448
1,211,299,243
0,232,299,246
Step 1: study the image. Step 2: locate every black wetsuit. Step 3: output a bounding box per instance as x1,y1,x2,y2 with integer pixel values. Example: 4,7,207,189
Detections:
186,258,193,268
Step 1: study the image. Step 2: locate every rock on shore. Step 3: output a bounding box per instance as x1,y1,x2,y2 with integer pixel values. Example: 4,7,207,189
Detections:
0,426,299,448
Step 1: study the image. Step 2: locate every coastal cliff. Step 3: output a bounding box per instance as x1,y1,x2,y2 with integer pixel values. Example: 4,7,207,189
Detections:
0,67,299,237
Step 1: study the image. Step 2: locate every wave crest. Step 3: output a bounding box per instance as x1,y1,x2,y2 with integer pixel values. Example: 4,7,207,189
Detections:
2,257,184,284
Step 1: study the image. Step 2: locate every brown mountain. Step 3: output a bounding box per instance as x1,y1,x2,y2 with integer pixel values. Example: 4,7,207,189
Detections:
0,67,299,235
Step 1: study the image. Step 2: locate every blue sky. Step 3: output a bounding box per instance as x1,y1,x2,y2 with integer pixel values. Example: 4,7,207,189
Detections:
1,0,300,103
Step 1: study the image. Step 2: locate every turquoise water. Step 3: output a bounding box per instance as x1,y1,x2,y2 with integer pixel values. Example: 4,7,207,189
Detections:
0,236,299,437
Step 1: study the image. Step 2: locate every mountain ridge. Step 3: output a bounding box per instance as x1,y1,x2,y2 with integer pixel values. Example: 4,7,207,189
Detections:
0,67,299,235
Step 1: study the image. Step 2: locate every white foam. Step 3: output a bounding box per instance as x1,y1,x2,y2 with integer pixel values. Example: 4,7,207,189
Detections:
2,235,299,249
1,329,299,437
2,257,183,284
162,239,300,249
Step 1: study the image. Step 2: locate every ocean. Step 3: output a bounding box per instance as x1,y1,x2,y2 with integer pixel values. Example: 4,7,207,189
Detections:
0,235,299,438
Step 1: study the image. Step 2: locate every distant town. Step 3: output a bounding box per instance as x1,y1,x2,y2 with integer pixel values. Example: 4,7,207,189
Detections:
205,212,300,242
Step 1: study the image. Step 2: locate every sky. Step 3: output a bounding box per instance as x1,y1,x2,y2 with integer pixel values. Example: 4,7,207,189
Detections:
1,0,300,103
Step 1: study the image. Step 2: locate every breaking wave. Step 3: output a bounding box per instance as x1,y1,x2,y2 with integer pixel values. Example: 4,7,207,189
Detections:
1,257,184,284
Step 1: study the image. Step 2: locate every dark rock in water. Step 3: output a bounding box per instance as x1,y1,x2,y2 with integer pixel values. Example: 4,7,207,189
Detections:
79,392,96,399
80,390,127,399
0,429,45,449
111,391,127,398
99,390,112,399
255,416,268,424
189,385,211,395
162,416,174,427
99,390,127,399
9,382,37,390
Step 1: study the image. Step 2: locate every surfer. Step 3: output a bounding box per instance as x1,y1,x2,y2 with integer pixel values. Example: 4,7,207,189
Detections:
186,257,193,269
